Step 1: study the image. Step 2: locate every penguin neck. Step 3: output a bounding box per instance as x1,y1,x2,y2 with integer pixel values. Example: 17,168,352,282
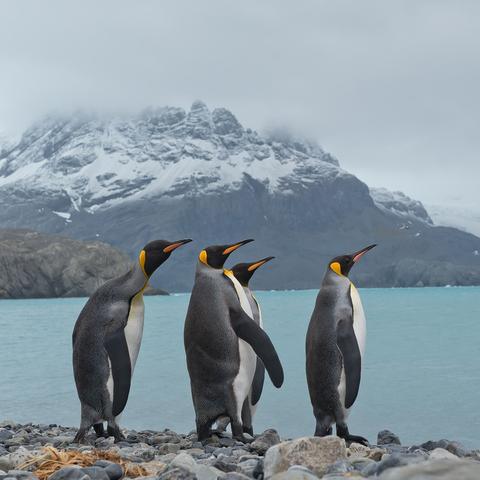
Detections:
195,259,224,278
324,268,352,288
126,262,150,295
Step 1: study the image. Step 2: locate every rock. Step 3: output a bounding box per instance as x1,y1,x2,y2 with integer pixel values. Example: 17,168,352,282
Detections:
349,457,376,473
361,453,426,477
157,453,178,464
7,447,38,468
0,430,13,442
0,230,132,299
212,447,232,457
284,465,319,480
347,443,387,462
158,443,181,455
93,461,123,480
324,459,354,475
219,438,236,448
169,453,224,480
94,437,115,449
224,474,251,480
415,439,468,457
250,430,281,455
79,467,109,480
184,448,205,458
0,460,13,473
378,458,480,479
263,437,347,478
6,471,38,480
170,452,197,474
196,464,225,480
0,423,18,430
377,430,401,446
237,459,259,477
213,458,237,473
49,467,90,480
428,448,459,461
152,435,178,445
157,468,196,480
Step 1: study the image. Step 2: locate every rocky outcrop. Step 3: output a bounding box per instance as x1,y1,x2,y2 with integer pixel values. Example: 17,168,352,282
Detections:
0,230,131,299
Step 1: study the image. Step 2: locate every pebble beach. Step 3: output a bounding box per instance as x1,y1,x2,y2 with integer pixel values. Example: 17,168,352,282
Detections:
1,421,480,480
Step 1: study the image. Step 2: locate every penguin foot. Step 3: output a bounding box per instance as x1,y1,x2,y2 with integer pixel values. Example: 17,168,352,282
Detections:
73,429,87,444
233,433,251,444
344,434,369,446
336,425,369,446
107,425,125,442
243,426,254,436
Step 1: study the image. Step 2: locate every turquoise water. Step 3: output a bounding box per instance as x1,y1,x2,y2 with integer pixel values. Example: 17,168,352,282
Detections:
1,287,480,447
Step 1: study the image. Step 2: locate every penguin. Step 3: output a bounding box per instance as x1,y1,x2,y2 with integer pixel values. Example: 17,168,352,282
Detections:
224,257,274,435
184,241,284,441
305,244,376,446
72,238,192,443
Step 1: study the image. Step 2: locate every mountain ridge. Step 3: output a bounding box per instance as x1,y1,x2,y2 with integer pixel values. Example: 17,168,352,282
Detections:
0,101,479,291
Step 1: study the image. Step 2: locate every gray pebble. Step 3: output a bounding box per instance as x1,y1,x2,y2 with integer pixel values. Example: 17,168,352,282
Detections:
49,467,90,480
80,467,109,480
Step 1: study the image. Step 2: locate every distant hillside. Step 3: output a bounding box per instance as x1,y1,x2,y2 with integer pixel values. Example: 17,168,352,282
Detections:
0,229,132,299
0,102,479,290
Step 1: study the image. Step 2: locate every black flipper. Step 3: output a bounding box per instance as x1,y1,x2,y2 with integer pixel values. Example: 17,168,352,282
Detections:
230,308,284,388
104,329,132,416
251,358,265,405
336,316,362,409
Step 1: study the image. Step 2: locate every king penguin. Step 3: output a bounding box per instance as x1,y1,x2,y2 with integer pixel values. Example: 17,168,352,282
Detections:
184,241,284,441
224,257,274,435
72,238,192,443
305,244,376,445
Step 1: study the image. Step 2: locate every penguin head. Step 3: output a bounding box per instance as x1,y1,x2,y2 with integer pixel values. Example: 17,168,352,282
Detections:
231,256,275,286
139,238,192,277
329,244,376,277
199,239,254,269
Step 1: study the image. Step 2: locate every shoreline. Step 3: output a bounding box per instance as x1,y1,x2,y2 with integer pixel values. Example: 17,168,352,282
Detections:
1,421,480,480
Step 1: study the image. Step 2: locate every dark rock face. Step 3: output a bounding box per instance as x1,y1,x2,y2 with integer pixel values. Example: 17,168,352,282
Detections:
0,230,131,299
377,430,402,446
0,102,479,291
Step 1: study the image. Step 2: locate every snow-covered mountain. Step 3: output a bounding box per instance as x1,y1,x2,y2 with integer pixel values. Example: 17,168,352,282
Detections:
0,101,341,213
370,188,432,225
0,101,479,290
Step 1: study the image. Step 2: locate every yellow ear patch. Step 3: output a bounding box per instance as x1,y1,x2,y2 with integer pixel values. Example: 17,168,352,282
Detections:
139,250,147,276
330,261,342,276
199,250,208,265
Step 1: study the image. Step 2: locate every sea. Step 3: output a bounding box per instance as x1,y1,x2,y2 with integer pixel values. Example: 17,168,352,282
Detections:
1,287,480,448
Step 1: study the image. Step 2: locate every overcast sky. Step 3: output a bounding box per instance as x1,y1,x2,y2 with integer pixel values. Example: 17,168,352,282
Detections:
1,0,479,210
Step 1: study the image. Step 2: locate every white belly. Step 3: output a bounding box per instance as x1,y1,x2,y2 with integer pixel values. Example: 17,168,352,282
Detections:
350,284,366,357
338,284,367,414
233,339,257,422
338,367,349,417
225,271,257,421
124,293,145,371
106,293,145,417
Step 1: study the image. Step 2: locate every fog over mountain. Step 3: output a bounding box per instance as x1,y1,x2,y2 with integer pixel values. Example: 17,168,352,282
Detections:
1,1,479,225
0,102,479,291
